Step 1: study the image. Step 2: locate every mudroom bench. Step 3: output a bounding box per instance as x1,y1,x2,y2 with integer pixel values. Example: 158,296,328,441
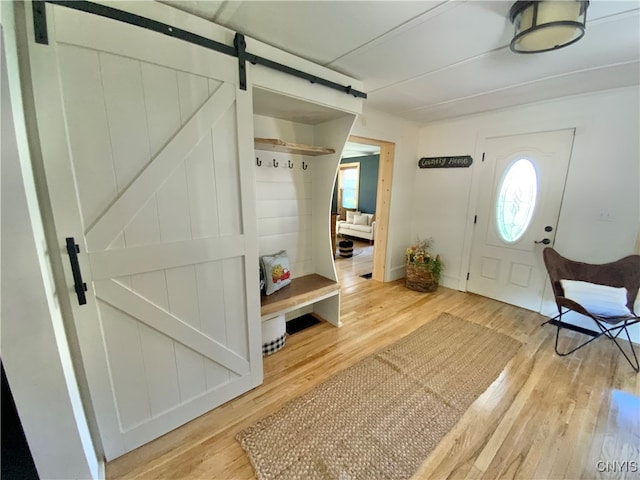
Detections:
260,274,340,324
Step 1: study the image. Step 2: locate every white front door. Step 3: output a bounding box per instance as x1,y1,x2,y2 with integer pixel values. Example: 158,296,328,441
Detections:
25,4,261,459
468,130,574,311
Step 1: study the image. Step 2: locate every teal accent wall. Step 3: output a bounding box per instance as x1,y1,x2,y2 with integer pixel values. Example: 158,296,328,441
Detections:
332,154,379,214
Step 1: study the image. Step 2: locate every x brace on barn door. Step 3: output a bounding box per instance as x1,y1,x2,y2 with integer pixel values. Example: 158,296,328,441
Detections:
32,0,368,99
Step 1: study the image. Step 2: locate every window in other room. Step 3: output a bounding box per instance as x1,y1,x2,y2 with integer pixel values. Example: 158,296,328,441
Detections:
338,162,360,210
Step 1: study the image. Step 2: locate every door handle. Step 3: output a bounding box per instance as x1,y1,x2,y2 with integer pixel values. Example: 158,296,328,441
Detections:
534,238,551,245
66,237,87,305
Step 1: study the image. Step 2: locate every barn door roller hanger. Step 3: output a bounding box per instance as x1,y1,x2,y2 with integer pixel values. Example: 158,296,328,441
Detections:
32,1,367,99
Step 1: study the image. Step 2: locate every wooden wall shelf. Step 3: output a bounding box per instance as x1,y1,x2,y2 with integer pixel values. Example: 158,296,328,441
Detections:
254,138,335,156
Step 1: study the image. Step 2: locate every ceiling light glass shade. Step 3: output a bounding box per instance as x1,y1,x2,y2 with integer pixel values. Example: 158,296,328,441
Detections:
509,1,589,53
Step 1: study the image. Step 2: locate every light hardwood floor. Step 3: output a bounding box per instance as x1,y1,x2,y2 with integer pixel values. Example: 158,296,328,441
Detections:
108,246,639,480
334,238,374,284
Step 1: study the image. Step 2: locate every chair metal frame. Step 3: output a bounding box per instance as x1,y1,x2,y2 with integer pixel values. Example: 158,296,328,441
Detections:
542,248,640,372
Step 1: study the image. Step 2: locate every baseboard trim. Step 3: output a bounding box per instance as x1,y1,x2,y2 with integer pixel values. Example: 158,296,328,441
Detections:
388,265,405,282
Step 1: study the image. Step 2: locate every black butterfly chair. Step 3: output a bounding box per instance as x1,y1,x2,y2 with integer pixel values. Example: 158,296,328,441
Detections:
542,248,640,372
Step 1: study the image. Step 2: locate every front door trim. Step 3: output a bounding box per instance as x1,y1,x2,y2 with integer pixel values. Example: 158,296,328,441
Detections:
461,128,575,310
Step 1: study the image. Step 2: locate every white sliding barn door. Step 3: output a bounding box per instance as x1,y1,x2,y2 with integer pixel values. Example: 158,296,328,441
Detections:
25,4,261,459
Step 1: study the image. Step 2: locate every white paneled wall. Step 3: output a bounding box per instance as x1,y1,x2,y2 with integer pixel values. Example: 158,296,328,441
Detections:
255,151,314,278
254,114,316,279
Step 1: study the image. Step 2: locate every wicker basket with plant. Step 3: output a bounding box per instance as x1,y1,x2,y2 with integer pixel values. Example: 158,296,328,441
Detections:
405,238,444,292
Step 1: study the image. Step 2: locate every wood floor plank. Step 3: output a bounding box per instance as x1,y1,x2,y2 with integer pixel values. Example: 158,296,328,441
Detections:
107,248,639,480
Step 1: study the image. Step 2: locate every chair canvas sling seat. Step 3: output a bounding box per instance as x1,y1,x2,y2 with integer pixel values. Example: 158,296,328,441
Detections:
542,247,640,372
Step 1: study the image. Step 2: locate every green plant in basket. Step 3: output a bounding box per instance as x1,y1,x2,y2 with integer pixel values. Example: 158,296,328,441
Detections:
405,237,444,283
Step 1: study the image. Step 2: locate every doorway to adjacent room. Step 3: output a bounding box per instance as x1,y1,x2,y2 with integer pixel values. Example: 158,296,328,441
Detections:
334,136,394,282
335,238,375,285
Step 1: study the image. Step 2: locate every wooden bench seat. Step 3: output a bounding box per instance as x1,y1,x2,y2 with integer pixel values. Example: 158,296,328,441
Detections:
260,274,339,319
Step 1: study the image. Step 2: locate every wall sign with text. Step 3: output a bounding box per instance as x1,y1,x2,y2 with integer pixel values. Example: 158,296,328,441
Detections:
418,155,473,168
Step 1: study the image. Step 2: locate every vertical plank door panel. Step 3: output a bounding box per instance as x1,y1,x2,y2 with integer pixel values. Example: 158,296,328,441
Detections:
99,302,151,430
137,324,181,417
177,71,210,123
156,164,193,243
140,62,181,158
123,199,161,249
174,344,207,402
85,83,236,250
196,260,229,343
212,107,242,236
222,257,249,358
99,53,151,194
185,136,220,239
57,45,117,230
25,3,262,458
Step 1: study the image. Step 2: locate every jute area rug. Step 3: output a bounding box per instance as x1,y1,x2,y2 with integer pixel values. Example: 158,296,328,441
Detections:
237,313,521,480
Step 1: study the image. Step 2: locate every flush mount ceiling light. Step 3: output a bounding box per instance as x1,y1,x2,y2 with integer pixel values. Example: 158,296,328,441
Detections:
509,0,590,53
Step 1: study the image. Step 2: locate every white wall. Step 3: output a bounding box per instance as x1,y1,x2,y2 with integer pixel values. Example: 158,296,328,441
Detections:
254,115,315,278
1,12,101,479
413,87,640,340
351,105,421,281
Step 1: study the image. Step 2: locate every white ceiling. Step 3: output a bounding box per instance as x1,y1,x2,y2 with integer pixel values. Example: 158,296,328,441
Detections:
163,1,640,125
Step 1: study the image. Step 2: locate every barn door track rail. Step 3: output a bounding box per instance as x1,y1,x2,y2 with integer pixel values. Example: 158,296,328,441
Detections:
32,0,367,99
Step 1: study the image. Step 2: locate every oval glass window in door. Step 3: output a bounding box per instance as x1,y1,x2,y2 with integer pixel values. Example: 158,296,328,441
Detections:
495,158,538,242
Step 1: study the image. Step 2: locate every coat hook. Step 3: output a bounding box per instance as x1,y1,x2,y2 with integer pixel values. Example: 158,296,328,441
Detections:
273,158,278,168
302,161,308,170
256,157,261,167
288,160,294,169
